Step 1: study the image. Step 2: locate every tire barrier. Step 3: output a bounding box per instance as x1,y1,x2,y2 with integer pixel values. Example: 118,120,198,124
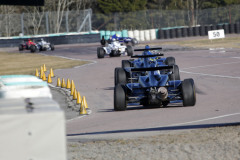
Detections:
210,25,217,31
128,30,134,39
217,24,223,30
193,26,200,36
187,27,193,37
170,29,176,38
133,30,140,42
105,30,111,40
181,28,187,37
175,28,182,38
223,24,229,34
139,30,145,41
158,29,164,39
205,25,211,35
122,30,128,37
163,29,170,39
229,23,235,34
199,26,205,36
144,30,151,41
150,29,156,40
235,23,240,33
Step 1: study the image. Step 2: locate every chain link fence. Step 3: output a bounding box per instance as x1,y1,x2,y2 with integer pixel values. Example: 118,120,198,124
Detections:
0,5,240,37
92,5,240,31
0,9,92,37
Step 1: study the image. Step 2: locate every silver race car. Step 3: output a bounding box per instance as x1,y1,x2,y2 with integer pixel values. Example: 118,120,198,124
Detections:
97,38,133,58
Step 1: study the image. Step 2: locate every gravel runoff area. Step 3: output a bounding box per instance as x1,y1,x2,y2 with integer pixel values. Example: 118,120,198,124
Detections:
50,85,240,160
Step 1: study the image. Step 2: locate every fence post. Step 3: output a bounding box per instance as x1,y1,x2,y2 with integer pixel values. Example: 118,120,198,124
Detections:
66,10,69,33
45,12,49,34
21,13,24,36
88,9,92,32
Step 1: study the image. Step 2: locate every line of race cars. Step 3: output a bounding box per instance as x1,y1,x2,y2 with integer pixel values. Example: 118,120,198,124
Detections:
97,34,137,58
113,45,196,111
19,38,54,53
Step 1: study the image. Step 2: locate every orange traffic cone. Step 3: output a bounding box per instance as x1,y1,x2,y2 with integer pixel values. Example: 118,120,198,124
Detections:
70,84,74,96
43,64,47,72
50,68,54,77
40,67,43,79
73,88,77,100
79,100,87,115
47,73,52,83
35,69,39,77
77,92,82,104
82,96,89,109
71,80,75,89
66,79,71,89
42,72,46,81
57,78,61,87
61,78,66,88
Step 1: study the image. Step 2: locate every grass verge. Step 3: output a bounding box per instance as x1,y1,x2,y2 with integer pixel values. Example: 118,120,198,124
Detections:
0,52,90,75
145,36,240,49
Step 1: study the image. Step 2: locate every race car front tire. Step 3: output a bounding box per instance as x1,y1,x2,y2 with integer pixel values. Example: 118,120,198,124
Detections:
114,84,126,111
181,78,196,106
126,45,133,56
50,44,55,51
169,65,180,80
115,68,127,85
165,57,176,66
97,47,104,58
30,45,36,53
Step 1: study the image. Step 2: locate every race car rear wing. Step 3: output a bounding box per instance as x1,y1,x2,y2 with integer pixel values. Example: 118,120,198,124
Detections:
134,47,162,51
131,66,173,72
131,54,164,58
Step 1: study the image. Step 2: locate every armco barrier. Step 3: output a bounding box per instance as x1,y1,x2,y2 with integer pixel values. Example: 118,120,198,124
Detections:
0,33,100,48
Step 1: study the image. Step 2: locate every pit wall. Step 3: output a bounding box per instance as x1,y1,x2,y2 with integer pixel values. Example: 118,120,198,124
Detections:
100,23,240,41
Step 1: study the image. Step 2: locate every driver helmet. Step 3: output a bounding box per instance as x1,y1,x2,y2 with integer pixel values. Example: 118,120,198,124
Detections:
112,38,116,42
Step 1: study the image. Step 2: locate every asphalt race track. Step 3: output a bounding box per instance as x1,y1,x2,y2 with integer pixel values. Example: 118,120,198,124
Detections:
42,41,240,141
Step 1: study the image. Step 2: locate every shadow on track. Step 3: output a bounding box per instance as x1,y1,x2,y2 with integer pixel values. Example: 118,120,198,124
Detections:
67,122,240,137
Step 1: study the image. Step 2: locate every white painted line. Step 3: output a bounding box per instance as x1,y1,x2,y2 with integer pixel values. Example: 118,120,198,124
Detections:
166,112,240,127
180,70,240,79
182,61,240,70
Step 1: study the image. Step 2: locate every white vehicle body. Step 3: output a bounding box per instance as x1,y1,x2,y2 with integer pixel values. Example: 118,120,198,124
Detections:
0,75,52,99
103,41,127,55
37,39,52,50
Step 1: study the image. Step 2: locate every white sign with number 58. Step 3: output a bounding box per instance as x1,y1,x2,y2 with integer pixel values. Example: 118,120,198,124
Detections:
208,29,225,40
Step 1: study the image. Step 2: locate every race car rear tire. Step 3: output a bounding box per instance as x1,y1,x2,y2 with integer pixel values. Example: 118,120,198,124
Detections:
114,84,126,111
19,44,23,51
97,47,104,58
126,45,133,56
181,78,196,106
115,68,127,85
122,60,131,68
50,44,55,51
165,57,175,66
30,45,36,53
169,65,180,80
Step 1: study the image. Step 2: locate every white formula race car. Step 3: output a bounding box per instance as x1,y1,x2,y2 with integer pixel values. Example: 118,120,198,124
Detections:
97,39,133,58
30,38,54,53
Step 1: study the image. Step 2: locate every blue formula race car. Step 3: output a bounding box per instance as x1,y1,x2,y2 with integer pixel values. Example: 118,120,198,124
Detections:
101,34,138,46
115,46,180,85
114,59,196,111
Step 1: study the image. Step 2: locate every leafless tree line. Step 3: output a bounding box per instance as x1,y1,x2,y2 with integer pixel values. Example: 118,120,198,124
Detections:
0,0,94,36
